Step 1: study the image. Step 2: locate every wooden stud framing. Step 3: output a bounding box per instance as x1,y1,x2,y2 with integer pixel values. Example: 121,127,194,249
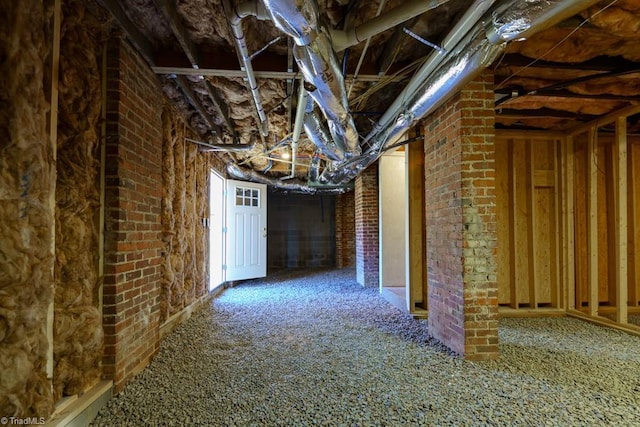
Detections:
46,0,61,384
569,104,640,137
605,145,617,306
508,141,518,308
526,140,537,308
565,136,576,310
553,140,562,308
615,117,628,323
631,142,640,307
406,137,427,312
587,127,599,317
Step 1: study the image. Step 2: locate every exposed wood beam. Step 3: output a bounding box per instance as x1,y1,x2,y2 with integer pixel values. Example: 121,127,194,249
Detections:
154,0,200,67
495,129,566,140
587,127,598,317
152,66,409,82
498,54,640,73
569,103,640,136
204,79,236,138
496,88,640,103
175,76,219,134
615,116,628,323
496,108,597,121
97,0,156,65
153,48,414,80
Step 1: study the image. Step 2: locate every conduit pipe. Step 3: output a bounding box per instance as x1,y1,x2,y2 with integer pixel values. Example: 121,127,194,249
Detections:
263,0,360,157
330,0,453,52
318,0,603,185
224,0,271,137
187,137,256,152
285,85,309,179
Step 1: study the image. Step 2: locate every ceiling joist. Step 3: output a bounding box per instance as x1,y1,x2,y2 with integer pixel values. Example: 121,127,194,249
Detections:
154,0,200,68
97,0,156,66
175,75,219,133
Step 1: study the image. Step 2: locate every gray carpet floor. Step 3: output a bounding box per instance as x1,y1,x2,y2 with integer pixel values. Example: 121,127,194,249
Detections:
91,268,640,426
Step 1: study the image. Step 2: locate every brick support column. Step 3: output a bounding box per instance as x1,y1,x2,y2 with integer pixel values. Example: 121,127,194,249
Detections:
103,38,164,391
355,164,379,287
335,191,355,268
424,71,498,360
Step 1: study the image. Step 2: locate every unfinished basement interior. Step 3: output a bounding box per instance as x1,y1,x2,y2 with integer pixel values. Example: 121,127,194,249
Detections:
1,0,640,424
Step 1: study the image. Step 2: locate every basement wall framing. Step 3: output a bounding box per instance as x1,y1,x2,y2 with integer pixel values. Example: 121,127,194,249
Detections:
495,106,640,333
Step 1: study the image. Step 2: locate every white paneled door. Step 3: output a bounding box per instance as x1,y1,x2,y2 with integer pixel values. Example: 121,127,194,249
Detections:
224,179,267,281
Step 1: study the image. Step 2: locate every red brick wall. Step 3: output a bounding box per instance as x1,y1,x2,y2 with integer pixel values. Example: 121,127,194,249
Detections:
335,191,355,268
424,72,498,360
355,165,379,287
103,38,164,391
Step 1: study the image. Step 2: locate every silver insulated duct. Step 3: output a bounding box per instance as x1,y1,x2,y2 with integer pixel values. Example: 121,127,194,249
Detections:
262,0,360,157
226,162,349,194
317,0,603,186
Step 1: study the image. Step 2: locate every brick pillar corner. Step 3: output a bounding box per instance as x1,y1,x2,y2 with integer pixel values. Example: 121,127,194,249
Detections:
425,70,498,360
355,164,379,287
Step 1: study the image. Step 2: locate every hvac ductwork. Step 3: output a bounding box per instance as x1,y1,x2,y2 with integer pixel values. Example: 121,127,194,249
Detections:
262,0,360,157
316,0,602,186
226,0,601,192
227,162,349,194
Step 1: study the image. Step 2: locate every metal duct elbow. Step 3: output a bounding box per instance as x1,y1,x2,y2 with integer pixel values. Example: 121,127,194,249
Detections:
263,0,360,157
486,0,603,44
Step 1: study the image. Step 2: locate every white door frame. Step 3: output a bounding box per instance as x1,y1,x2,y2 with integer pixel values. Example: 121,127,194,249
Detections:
209,170,225,291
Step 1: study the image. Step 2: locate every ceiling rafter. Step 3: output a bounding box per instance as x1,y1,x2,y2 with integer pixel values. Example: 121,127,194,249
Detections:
497,88,640,102
97,0,156,65
499,54,640,73
204,79,237,140
175,75,222,136
154,0,242,139
377,17,419,75
153,0,200,67
496,107,598,121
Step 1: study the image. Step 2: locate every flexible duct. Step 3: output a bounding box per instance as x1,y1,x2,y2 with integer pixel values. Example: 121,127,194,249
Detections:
226,162,348,194
304,106,346,162
263,0,360,157
318,0,602,185
374,0,497,138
